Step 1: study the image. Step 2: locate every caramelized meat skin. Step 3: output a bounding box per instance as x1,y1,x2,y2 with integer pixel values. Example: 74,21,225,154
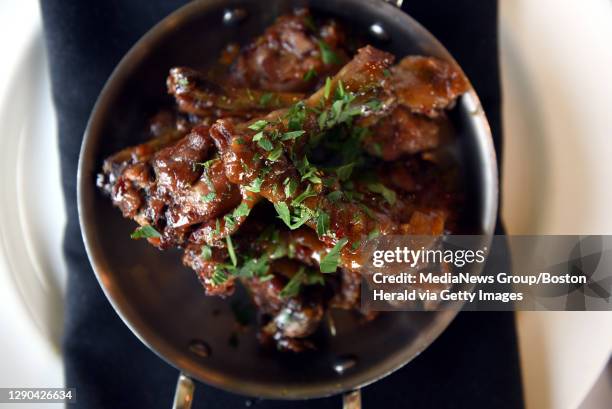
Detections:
364,107,442,160
230,9,349,92
391,56,469,117
168,67,304,118
99,10,470,352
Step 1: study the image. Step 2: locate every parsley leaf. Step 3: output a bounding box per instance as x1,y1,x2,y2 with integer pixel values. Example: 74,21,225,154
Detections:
257,137,274,151
248,120,268,131
316,210,330,237
281,130,306,140
335,163,355,181
327,191,342,202
367,182,397,205
318,40,340,65
290,205,313,229
324,77,332,100
201,192,216,203
259,92,273,107
267,146,283,161
200,245,212,261
245,177,263,193
233,202,250,218
367,228,380,240
274,202,291,227
130,225,161,239
303,68,318,82
226,235,237,266
280,267,306,298
284,178,298,198
211,265,229,286
292,184,316,206
320,237,348,273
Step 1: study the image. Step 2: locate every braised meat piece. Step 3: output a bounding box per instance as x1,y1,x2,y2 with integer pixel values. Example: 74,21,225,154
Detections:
98,9,469,352
391,55,469,117
230,9,349,92
168,67,304,118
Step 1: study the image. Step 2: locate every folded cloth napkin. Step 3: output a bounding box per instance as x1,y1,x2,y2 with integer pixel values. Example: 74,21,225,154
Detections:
40,0,522,407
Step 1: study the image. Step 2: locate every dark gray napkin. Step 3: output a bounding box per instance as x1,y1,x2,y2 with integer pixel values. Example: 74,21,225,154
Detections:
40,0,522,407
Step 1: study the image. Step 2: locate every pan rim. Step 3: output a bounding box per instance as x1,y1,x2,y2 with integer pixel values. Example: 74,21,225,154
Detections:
77,0,499,400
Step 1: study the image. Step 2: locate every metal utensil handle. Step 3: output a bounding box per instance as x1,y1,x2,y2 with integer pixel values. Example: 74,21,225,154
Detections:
172,373,195,409
343,390,362,409
383,0,404,7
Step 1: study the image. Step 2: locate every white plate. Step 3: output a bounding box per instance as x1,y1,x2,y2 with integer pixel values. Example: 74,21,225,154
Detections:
500,0,612,408
0,1,610,409
0,0,65,402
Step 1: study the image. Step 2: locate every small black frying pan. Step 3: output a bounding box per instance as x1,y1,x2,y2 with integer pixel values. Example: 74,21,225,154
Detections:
77,0,498,407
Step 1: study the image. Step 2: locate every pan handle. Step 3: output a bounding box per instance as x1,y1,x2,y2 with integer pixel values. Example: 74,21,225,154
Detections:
343,390,362,409
171,373,362,408
172,373,195,409
383,0,404,7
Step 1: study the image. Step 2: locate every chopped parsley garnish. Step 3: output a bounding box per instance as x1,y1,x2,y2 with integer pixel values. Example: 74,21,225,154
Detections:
324,77,332,100
224,214,237,230
248,120,268,131
130,225,161,239
303,68,318,82
233,202,251,218
281,130,306,140
290,206,314,229
318,40,340,65
320,237,349,273
211,265,229,285
279,266,325,298
235,256,269,278
201,192,216,203
335,163,355,181
285,101,307,131
316,210,330,237
336,80,346,98
327,191,342,202
267,146,283,161
274,202,291,227
280,267,306,299
292,184,317,205
226,235,237,266
201,169,216,193
257,136,274,151
200,245,212,261
176,76,190,89
367,182,397,205
295,156,321,184
245,177,263,193
284,178,298,198
367,228,380,240
259,92,273,107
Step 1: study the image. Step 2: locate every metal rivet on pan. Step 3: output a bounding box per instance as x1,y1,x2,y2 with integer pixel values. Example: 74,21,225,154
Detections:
188,339,211,358
369,22,390,41
333,354,358,374
223,8,248,25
